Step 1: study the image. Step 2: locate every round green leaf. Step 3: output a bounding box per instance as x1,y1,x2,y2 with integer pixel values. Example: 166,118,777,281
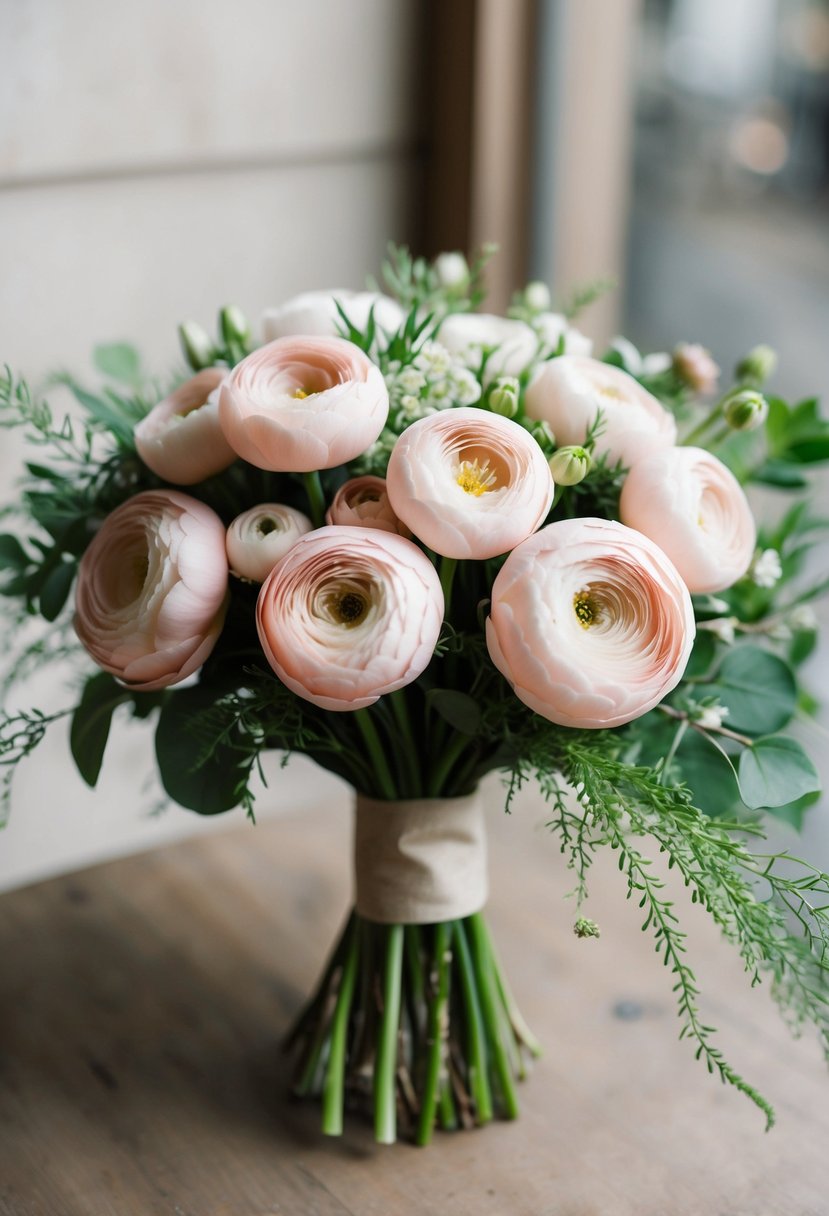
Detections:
155,684,250,814
738,736,820,810
707,646,797,735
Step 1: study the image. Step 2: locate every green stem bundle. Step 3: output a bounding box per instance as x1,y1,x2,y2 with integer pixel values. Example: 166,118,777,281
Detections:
286,910,539,1144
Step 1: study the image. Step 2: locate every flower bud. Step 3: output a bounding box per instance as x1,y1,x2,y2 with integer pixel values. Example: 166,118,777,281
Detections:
526,418,556,454
178,321,215,372
433,252,470,293
488,376,520,418
548,445,591,486
672,343,720,396
724,388,768,432
735,344,777,386
524,280,551,312
219,304,252,356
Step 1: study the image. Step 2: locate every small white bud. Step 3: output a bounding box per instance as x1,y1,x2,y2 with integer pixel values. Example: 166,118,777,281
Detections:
524,280,552,312
488,377,520,418
695,702,730,730
708,616,739,645
434,252,470,292
789,605,817,632
549,445,591,486
178,321,215,371
724,388,768,432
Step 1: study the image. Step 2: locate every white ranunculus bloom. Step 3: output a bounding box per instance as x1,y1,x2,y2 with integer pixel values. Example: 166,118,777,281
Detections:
261,290,404,343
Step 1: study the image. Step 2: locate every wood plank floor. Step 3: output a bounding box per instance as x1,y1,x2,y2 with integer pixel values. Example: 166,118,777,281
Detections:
1,779,827,1215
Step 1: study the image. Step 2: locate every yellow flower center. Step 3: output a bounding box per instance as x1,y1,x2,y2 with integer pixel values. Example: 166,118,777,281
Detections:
599,385,624,400
294,388,309,399
573,591,600,629
456,458,498,496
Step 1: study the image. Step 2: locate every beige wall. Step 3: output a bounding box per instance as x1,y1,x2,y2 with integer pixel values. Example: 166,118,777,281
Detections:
0,0,421,891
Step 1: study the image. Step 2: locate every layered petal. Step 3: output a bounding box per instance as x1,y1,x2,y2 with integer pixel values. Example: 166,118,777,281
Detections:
226,503,313,582
325,475,409,536
525,355,676,470
134,369,236,484
74,490,228,690
619,446,756,593
218,336,389,472
385,408,554,559
486,518,694,728
256,526,443,711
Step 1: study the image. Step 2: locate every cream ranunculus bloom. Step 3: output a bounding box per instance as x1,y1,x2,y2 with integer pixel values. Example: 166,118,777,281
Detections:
226,503,313,582
385,408,554,560
486,517,695,728
437,312,592,383
134,369,237,485
619,446,756,593
261,290,404,343
325,475,409,536
74,490,228,691
218,335,389,472
256,526,443,711
525,355,677,470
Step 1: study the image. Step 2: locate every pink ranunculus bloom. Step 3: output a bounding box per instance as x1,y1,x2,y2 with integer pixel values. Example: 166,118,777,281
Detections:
218,335,389,472
261,289,404,343
134,369,237,485
619,446,756,593
256,525,443,712
226,503,313,583
74,490,228,691
486,518,695,728
524,355,677,470
325,475,409,537
385,408,554,560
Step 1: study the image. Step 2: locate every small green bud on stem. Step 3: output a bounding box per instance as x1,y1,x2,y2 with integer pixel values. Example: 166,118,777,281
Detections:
178,321,215,371
723,388,768,432
735,344,777,387
488,376,520,418
549,445,591,487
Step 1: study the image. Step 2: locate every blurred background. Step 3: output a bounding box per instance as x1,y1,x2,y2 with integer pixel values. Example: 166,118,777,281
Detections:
1,0,827,889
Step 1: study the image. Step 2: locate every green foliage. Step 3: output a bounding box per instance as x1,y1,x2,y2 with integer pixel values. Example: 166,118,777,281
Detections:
706,647,797,735
737,736,820,811
92,342,143,388
70,672,131,787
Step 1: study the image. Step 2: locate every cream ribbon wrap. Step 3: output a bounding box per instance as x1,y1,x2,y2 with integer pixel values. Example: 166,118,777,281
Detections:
354,790,488,924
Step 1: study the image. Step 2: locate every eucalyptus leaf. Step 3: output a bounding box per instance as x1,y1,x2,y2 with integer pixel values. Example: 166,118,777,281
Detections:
707,646,796,735
766,790,820,832
676,729,741,818
0,534,29,570
737,736,820,810
70,672,130,787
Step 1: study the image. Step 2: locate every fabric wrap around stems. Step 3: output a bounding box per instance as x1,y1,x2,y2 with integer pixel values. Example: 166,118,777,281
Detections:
353,790,488,924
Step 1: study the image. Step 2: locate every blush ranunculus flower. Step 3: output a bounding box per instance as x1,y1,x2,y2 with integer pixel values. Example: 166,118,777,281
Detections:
486,518,695,728
134,369,237,485
226,503,313,582
385,408,554,560
74,490,228,691
325,475,409,537
256,525,443,711
619,446,756,593
218,335,389,472
261,289,404,343
525,355,677,470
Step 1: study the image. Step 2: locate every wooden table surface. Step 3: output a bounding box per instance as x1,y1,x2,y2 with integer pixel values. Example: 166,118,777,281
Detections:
1,780,827,1216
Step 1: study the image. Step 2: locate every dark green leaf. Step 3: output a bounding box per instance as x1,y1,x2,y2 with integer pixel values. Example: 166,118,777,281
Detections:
707,646,797,735
39,560,77,621
70,672,130,787
676,730,741,817
426,689,482,735
93,342,142,387
750,459,808,489
0,534,30,570
789,629,817,666
788,437,829,463
738,736,820,810
156,684,249,814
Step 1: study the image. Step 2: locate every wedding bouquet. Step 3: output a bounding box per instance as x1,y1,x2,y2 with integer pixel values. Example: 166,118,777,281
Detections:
2,247,828,1145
